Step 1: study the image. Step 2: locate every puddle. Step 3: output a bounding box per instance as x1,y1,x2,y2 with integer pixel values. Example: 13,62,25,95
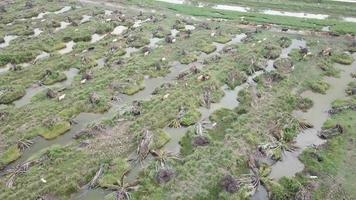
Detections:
32,28,43,37
164,127,189,154
71,187,109,200
0,35,18,48
61,68,80,87
80,15,92,24
54,6,72,14
123,47,138,58
332,0,356,2
90,34,106,43
171,29,179,37
13,86,47,108
184,25,195,31
31,6,71,21
0,64,11,74
265,59,275,72
148,37,162,48
270,53,356,180
13,68,79,108
343,17,356,23
55,21,71,32
252,185,269,200
156,0,185,4
213,5,251,13
58,41,75,54
111,25,127,35
8,113,102,168
321,26,330,32
32,12,50,19
96,58,106,67
133,19,150,28
262,10,329,19
198,2,206,8
34,51,50,62
281,39,306,58
104,10,113,16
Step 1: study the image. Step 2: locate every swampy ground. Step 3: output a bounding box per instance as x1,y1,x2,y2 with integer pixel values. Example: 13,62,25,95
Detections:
0,0,355,200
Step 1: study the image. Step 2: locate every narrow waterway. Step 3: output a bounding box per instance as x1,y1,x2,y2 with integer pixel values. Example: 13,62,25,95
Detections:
269,53,356,179
69,33,248,199
13,68,79,108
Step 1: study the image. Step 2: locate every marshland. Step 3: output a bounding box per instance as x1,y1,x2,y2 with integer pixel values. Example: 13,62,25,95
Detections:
0,0,356,200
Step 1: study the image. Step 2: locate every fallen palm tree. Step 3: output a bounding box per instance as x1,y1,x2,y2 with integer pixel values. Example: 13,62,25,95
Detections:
318,124,343,139
89,165,104,188
202,87,212,109
150,149,180,171
169,107,186,128
5,159,41,188
155,168,174,184
328,104,356,115
17,138,33,151
137,129,153,162
106,173,140,200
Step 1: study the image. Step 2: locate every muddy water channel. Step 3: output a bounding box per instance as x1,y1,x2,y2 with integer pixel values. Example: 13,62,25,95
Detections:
126,38,306,200
13,68,79,108
52,37,308,199
70,34,249,199
270,53,356,180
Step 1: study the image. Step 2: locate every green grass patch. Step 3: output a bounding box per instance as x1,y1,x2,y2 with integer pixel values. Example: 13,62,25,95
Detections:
331,52,354,65
180,110,202,126
0,146,21,168
0,85,26,104
99,158,130,188
39,121,71,139
43,71,67,85
307,80,330,94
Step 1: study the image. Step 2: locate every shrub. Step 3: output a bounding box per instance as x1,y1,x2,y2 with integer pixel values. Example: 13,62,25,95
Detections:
43,71,67,85
308,80,330,94
180,110,201,126
40,121,71,139
277,36,292,48
179,53,197,64
0,85,26,104
0,146,21,168
331,52,354,65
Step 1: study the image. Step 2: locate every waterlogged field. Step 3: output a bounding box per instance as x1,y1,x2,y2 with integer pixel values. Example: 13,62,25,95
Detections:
0,0,355,200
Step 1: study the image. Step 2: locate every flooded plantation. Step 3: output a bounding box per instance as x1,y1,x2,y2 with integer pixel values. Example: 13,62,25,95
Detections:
0,0,356,200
